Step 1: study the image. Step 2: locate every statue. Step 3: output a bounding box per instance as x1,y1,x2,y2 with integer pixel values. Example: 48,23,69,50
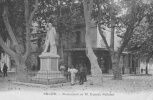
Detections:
43,23,57,54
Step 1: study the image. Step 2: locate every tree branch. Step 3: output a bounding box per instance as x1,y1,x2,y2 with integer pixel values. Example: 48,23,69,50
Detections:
89,0,93,16
117,26,134,57
23,27,31,60
98,24,111,52
97,0,111,53
28,0,39,24
83,0,89,24
0,34,18,61
2,5,18,46
24,0,29,23
23,0,39,60
117,0,137,57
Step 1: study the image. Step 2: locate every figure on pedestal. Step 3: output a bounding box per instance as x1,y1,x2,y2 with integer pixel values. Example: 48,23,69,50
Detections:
43,23,57,54
34,22,66,83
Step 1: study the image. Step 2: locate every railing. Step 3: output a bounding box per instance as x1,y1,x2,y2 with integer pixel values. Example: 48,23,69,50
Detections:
17,70,69,85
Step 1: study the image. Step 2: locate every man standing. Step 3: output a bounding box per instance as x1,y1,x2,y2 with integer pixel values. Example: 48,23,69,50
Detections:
3,63,8,77
68,66,71,81
84,64,87,82
79,64,85,85
75,64,80,81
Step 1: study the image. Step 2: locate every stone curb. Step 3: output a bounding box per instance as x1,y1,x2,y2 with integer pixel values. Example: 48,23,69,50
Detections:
102,74,143,77
13,81,71,88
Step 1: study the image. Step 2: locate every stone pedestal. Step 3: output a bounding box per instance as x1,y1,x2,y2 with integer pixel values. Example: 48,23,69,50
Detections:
39,53,60,72
33,53,67,83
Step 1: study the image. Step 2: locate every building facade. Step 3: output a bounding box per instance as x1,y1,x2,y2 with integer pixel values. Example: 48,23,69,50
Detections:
61,20,141,74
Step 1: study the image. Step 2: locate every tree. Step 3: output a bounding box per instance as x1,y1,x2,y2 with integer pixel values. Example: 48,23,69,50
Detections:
83,0,103,84
0,0,38,78
33,0,84,62
96,0,148,79
128,3,153,74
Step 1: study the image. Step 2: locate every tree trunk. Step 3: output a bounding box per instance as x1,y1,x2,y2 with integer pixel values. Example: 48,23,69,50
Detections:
112,54,122,80
110,26,115,52
14,57,28,81
109,0,121,79
107,54,112,73
85,31,103,84
83,0,102,85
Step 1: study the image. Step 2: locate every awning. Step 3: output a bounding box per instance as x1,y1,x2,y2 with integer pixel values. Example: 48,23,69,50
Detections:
64,47,108,52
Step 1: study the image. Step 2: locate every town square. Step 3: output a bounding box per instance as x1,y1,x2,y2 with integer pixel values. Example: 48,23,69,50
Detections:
1,0,153,100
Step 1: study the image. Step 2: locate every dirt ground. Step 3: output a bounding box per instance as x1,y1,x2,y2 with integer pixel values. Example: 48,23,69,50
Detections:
1,74,153,100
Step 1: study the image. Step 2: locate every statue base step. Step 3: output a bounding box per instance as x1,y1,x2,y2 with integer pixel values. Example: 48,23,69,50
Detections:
33,71,66,79
32,71,67,84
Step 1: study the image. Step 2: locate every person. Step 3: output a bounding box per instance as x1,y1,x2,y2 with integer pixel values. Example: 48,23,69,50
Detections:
32,63,36,71
67,66,71,81
79,64,85,85
60,65,69,80
122,66,125,75
43,23,57,54
75,64,80,81
0,67,2,77
59,65,66,76
64,69,69,80
84,64,87,82
3,63,8,77
68,65,78,85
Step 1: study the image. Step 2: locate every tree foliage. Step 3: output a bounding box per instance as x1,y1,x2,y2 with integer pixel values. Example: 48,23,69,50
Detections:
30,0,85,51
128,1,153,61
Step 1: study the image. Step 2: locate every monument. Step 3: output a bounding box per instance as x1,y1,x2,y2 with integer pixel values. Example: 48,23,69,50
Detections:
33,23,66,83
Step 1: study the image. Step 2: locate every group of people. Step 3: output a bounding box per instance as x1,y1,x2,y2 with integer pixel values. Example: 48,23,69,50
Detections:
0,62,8,77
60,63,87,86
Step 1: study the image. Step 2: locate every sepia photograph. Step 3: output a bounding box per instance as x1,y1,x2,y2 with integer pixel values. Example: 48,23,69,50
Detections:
0,0,153,100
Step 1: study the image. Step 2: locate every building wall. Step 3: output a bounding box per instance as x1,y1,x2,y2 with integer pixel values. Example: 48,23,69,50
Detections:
62,22,133,74
140,58,153,74
100,26,123,51
148,58,153,74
